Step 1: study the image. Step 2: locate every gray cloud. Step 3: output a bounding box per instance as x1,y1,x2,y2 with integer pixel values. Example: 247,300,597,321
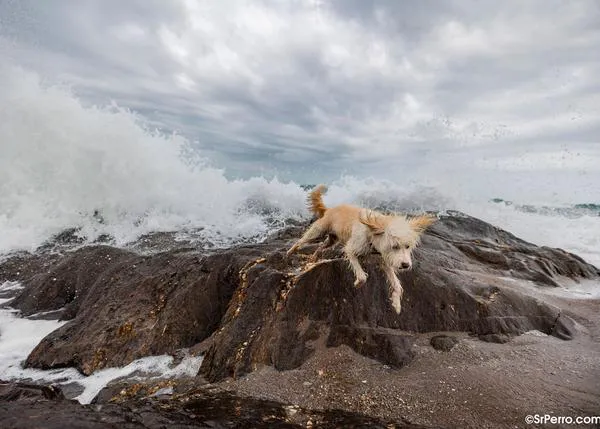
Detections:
1,0,599,195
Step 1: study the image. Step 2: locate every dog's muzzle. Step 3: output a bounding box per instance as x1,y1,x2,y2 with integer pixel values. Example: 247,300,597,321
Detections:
396,263,412,273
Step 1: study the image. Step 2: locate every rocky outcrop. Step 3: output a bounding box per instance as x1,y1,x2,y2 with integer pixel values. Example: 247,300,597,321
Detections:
19,246,269,375
199,213,597,381
1,213,598,381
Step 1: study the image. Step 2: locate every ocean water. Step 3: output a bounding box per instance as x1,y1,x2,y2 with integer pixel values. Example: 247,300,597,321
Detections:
0,66,599,403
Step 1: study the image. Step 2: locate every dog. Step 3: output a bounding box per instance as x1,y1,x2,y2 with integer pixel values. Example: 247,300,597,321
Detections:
286,184,436,313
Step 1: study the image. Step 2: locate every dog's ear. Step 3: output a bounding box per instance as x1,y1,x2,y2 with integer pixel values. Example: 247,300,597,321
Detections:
359,210,385,235
409,214,437,233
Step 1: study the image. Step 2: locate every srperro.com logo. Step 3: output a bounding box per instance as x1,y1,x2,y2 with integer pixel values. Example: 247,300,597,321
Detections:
525,414,600,425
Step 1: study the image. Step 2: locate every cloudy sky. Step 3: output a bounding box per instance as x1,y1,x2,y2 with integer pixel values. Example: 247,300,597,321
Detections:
1,0,599,201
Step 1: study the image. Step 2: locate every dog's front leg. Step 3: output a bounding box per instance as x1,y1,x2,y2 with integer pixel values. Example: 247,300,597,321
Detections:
383,265,403,314
344,246,368,287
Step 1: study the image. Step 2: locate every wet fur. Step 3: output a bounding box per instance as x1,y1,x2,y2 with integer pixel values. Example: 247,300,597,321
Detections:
287,185,436,313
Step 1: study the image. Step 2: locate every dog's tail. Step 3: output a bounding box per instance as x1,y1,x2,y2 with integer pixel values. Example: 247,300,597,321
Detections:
307,184,328,218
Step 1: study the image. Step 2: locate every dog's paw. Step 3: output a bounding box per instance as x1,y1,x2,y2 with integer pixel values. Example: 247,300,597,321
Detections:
285,247,297,260
391,291,402,314
354,273,368,288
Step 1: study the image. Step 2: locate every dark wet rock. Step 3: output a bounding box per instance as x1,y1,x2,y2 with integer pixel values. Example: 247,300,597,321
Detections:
0,213,598,381
0,251,62,287
0,380,65,401
92,233,114,244
91,378,181,405
328,326,416,368
551,312,578,340
129,231,197,253
10,246,135,319
430,335,459,351
58,381,86,399
0,381,429,429
478,333,512,344
43,228,86,247
175,390,429,428
21,247,268,375
199,214,598,381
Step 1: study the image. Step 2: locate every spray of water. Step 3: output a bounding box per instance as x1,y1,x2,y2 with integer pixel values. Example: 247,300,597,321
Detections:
0,65,598,267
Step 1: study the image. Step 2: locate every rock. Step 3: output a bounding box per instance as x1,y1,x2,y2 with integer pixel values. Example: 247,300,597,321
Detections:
91,378,180,404
57,382,85,399
0,251,62,290
327,326,415,368
19,246,269,374
0,380,65,401
478,333,512,344
149,386,174,397
4,243,272,374
0,213,597,381
430,335,459,351
10,246,135,319
0,381,426,429
199,214,598,382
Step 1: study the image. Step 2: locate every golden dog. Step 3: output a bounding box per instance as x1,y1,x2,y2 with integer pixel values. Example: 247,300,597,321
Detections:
287,185,436,313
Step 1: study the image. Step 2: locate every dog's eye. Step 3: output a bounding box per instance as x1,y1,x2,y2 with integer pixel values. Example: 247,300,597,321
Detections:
405,244,410,249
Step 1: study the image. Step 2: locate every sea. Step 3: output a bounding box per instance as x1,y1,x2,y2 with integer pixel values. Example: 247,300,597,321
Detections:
1,66,599,403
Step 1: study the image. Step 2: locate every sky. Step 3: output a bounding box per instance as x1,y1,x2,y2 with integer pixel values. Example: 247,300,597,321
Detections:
1,0,599,202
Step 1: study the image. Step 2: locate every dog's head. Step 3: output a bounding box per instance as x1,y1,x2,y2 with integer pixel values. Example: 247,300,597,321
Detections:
359,210,437,271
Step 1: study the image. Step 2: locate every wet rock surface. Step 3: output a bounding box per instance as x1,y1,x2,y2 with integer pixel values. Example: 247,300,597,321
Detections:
0,381,431,429
200,214,598,382
18,247,270,374
1,212,599,427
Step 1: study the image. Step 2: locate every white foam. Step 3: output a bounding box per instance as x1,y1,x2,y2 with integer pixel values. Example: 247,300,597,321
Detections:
323,176,454,212
0,281,26,305
0,66,307,253
74,353,203,404
0,281,25,292
303,178,600,268
462,201,600,268
0,300,202,404
540,280,600,300
500,276,600,300
1,65,598,268
0,296,68,380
